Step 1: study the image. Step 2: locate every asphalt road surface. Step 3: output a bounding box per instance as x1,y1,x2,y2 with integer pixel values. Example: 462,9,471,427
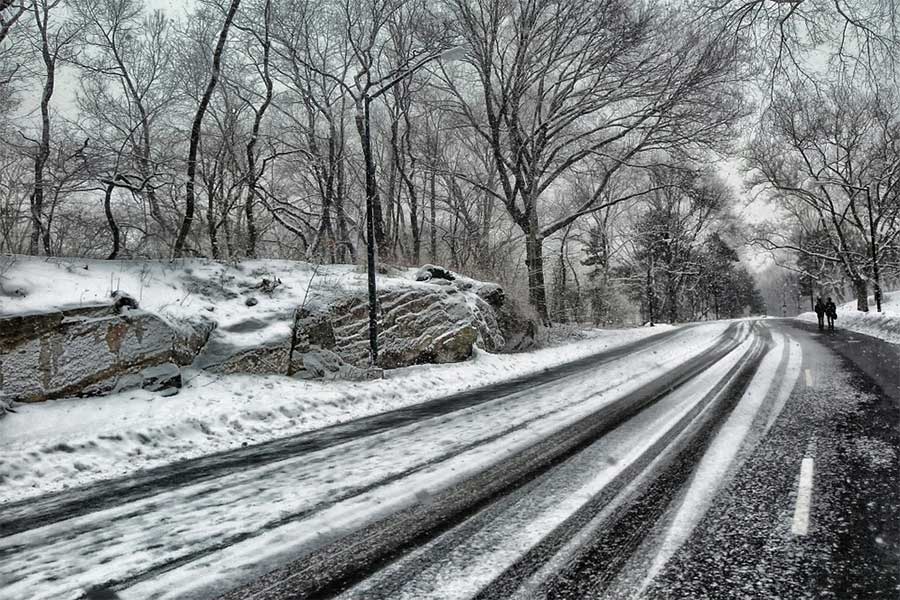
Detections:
1,318,897,600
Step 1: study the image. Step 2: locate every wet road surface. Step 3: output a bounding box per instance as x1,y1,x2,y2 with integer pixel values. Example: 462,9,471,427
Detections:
1,319,897,600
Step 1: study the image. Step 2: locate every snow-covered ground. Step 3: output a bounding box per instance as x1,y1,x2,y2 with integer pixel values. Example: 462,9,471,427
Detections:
796,290,900,345
0,322,737,600
0,317,672,504
0,255,439,347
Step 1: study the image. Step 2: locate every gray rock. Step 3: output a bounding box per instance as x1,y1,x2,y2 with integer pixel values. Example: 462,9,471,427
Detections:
245,297,259,307
290,348,344,379
414,264,455,282
193,337,290,374
113,373,143,393
476,283,505,309
171,317,216,366
1,307,179,403
141,363,182,392
320,286,500,370
110,290,139,313
494,297,539,352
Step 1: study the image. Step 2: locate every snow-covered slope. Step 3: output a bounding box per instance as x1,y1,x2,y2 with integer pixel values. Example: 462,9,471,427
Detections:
0,255,435,348
796,291,900,344
0,322,675,503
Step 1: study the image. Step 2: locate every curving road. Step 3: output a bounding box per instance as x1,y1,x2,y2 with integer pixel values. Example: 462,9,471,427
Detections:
1,318,897,600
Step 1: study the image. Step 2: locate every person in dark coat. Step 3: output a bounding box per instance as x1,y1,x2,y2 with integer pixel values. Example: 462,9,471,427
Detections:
814,297,826,331
825,297,837,331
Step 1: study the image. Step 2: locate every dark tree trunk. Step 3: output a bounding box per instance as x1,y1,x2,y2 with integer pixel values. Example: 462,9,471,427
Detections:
206,178,220,259
243,0,273,259
355,97,380,363
524,229,550,325
29,3,55,256
854,278,869,312
173,0,241,258
104,182,121,259
647,253,655,326
429,170,437,261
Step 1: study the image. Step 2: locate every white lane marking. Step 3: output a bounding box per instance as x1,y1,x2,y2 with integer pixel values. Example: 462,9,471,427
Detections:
792,456,815,536
804,368,813,387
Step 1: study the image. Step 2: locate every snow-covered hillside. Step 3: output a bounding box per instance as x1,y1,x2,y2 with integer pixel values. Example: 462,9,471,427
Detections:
796,291,900,344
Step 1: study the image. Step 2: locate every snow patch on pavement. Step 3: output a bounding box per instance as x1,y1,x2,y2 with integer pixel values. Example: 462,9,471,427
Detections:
762,337,803,438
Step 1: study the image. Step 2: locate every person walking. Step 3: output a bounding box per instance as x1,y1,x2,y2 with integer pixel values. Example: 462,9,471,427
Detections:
825,297,837,332
814,297,826,331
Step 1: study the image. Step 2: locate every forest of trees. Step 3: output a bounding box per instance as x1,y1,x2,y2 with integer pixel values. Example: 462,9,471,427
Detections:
1,0,897,325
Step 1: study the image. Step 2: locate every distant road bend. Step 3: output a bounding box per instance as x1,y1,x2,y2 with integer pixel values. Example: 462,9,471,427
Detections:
1,318,897,600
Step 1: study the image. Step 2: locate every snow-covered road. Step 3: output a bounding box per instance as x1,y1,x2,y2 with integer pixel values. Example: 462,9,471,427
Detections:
1,322,743,600
4,318,894,600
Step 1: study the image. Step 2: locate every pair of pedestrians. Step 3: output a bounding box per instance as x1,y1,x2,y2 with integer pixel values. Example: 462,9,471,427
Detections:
814,297,837,331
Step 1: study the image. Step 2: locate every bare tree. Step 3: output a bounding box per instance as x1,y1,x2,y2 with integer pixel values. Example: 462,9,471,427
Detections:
700,0,899,88
0,0,30,101
25,0,78,255
173,0,243,258
747,79,900,311
70,0,179,251
438,0,743,322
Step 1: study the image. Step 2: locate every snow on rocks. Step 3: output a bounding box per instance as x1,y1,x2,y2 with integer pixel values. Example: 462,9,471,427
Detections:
0,257,534,401
0,304,185,403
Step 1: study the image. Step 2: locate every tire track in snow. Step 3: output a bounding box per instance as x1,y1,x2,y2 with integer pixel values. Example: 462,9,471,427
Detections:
635,330,795,594
0,326,688,539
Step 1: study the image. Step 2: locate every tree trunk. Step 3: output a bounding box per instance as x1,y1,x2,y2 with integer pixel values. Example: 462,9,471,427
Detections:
29,2,55,256
104,182,120,259
429,170,437,261
207,180,220,259
244,0,273,259
524,229,550,325
173,0,241,258
854,278,869,312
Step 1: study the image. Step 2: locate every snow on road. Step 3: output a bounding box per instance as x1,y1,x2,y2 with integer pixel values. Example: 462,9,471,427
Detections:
634,331,802,594
337,330,758,600
0,323,731,600
0,322,671,503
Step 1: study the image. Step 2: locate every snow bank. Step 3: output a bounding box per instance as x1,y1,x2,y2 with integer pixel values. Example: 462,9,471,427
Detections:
796,290,900,344
0,323,673,503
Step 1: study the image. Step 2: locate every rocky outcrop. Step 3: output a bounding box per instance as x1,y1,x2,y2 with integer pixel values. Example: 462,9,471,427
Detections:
1,263,536,404
0,305,179,402
322,286,495,369
416,266,538,353
415,264,455,283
